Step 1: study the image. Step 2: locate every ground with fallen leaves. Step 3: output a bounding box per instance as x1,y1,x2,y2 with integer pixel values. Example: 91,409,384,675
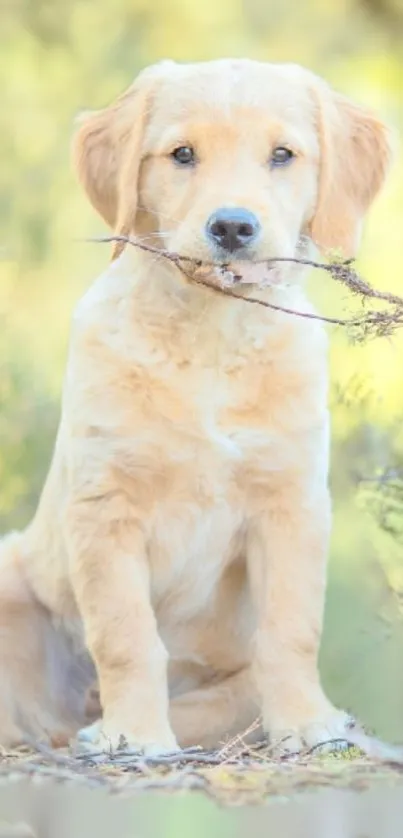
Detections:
1,742,403,805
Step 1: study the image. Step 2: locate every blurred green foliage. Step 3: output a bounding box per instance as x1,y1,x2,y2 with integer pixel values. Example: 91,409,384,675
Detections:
1,0,403,740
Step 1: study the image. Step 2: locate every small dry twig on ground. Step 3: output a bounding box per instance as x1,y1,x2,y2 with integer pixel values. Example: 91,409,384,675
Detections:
92,235,403,340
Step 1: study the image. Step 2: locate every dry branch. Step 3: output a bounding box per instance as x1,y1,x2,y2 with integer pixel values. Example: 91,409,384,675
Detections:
92,235,403,340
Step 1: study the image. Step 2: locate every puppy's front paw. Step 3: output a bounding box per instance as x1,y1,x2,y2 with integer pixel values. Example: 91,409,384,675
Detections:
74,718,179,758
267,708,356,756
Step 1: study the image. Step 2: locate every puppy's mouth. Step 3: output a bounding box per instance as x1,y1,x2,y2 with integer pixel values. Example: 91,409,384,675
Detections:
185,259,287,292
180,236,312,292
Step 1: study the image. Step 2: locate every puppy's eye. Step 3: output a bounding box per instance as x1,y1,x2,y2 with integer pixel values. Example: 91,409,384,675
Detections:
171,146,195,166
270,147,294,167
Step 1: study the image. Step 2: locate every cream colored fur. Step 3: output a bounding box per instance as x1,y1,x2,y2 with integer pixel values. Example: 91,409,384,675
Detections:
0,59,392,754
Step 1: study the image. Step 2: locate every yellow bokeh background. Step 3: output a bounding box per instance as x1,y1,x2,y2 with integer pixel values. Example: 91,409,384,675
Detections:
1,0,403,739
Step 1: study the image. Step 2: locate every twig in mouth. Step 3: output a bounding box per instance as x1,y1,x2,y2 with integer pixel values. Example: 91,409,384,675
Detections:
87,235,403,339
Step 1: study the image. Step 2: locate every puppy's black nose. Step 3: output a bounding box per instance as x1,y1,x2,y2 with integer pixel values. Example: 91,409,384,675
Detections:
206,208,261,253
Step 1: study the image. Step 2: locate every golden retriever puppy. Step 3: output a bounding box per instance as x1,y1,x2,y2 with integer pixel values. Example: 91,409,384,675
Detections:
0,59,392,755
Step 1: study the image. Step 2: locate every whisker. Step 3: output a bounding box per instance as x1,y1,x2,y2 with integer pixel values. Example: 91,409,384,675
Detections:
134,232,170,242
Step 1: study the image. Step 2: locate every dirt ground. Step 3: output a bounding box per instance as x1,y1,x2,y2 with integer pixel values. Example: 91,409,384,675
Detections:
1,742,403,838
1,740,403,803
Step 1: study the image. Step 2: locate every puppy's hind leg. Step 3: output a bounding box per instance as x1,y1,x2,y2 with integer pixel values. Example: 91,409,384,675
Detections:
170,667,262,750
0,534,93,747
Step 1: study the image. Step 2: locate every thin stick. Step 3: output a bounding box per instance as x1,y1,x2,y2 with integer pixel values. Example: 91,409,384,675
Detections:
88,235,403,337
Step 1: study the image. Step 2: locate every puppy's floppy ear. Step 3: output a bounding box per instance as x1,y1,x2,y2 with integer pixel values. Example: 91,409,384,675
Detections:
310,82,394,258
72,61,174,257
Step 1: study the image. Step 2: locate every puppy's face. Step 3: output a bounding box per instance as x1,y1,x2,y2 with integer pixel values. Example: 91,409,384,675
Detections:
138,62,320,272
74,60,392,279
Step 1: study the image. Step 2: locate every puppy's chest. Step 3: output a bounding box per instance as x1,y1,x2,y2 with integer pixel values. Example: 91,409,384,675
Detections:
151,353,312,471
141,358,308,619
117,319,325,504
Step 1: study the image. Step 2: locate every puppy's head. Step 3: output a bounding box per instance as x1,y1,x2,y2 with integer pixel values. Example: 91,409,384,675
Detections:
73,59,393,278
